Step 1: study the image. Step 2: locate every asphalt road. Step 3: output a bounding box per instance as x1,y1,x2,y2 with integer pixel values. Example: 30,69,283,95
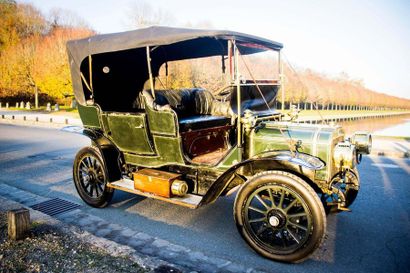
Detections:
0,123,409,273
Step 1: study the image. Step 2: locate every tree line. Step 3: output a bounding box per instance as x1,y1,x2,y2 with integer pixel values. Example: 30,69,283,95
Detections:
0,0,409,109
283,67,410,110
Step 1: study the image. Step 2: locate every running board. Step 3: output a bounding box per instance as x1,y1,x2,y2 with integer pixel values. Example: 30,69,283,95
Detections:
107,178,202,209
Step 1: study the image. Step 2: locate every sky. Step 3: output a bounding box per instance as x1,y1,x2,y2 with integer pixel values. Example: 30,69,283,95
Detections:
21,0,410,99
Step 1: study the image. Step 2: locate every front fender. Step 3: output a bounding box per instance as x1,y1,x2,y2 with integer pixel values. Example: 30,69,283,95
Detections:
199,151,325,206
253,150,325,170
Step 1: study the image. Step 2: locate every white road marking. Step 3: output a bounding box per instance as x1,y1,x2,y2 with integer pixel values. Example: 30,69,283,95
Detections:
371,163,400,169
393,143,409,153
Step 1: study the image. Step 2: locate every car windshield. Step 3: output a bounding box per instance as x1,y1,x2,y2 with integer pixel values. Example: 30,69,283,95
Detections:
237,44,280,82
229,44,281,115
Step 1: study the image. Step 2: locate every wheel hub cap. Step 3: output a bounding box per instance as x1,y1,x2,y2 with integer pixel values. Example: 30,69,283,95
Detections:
267,209,286,229
269,216,280,227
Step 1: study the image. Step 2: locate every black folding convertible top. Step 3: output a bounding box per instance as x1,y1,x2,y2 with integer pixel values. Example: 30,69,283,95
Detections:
66,26,283,106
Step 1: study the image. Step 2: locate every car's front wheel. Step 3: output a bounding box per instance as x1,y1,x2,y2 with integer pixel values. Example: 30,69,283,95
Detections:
73,146,114,208
234,171,326,263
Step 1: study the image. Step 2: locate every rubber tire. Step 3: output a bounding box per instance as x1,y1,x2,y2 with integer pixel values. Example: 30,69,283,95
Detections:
234,171,327,263
73,146,114,208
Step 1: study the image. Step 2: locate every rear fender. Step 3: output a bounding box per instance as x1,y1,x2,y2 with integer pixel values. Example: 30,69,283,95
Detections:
199,152,324,206
64,126,122,182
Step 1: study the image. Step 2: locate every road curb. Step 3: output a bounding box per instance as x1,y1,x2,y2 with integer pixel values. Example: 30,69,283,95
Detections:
0,183,266,273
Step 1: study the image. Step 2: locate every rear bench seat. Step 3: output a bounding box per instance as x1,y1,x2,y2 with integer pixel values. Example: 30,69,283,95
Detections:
154,89,233,132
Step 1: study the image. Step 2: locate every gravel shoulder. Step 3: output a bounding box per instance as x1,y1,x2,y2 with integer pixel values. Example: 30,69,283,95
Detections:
0,197,178,273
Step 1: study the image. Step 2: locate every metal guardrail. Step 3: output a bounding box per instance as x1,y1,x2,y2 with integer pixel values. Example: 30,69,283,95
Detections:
296,111,410,124
0,112,82,126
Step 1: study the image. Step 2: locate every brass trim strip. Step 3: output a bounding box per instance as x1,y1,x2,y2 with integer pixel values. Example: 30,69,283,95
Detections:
312,127,321,156
146,46,155,99
88,55,93,91
80,72,92,92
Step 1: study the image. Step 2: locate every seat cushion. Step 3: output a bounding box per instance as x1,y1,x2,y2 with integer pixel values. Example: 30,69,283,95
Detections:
179,115,231,131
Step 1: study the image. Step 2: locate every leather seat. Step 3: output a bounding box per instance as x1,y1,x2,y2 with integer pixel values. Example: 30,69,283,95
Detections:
179,115,231,131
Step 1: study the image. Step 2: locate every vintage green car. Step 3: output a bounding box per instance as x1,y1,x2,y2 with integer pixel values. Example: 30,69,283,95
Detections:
66,26,371,263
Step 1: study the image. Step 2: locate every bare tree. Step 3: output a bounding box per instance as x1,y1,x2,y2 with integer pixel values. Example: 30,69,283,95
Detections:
16,3,46,37
126,0,175,28
48,8,90,29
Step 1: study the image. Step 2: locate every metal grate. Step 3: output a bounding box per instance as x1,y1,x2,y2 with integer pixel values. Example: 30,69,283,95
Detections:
30,198,81,216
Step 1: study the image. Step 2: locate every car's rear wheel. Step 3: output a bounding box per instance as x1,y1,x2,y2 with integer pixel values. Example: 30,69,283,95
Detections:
234,171,326,263
73,146,114,208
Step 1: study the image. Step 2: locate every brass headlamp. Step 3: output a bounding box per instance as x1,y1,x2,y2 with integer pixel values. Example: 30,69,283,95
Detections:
352,131,372,155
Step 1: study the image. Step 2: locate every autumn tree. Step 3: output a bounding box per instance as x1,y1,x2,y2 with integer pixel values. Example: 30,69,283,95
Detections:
33,27,93,100
0,1,46,52
0,1,93,105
